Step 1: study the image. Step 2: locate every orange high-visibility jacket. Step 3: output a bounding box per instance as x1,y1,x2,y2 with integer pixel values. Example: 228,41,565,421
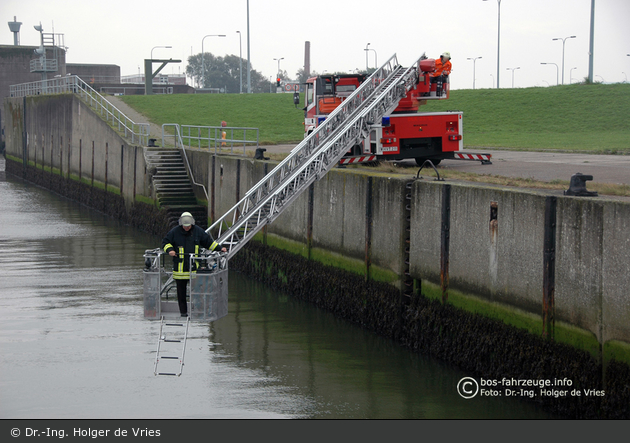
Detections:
431,58,452,77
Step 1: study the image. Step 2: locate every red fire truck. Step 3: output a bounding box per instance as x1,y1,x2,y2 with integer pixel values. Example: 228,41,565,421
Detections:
302,57,491,166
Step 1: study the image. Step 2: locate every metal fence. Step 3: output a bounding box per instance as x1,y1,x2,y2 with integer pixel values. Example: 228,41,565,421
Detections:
9,75,150,145
162,124,259,155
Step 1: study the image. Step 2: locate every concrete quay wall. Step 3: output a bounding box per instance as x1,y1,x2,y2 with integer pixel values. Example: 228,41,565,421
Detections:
4,94,152,207
4,93,629,350
199,153,630,347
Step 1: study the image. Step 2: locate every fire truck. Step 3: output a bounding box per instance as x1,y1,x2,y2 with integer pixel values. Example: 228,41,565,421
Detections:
302,56,491,166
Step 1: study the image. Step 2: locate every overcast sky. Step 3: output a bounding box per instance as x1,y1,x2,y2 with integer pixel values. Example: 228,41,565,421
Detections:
3,0,629,89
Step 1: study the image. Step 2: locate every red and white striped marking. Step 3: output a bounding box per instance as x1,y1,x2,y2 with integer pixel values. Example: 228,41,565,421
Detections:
339,155,377,165
454,153,492,162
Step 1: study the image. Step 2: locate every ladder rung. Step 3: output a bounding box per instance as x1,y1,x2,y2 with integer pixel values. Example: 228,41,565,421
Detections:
164,339,181,343
158,373,178,376
165,323,184,326
161,356,179,359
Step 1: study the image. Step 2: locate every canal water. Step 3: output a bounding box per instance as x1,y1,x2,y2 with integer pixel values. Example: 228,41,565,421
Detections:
0,159,553,419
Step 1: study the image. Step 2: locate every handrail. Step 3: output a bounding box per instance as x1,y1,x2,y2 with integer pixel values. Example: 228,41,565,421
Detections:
9,75,150,145
162,124,209,201
163,124,259,155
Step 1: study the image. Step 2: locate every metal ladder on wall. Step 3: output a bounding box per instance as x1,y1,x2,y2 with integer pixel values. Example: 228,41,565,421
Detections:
208,53,424,260
153,316,190,376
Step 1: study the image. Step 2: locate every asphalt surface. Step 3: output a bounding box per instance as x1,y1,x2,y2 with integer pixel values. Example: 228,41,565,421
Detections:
258,144,630,187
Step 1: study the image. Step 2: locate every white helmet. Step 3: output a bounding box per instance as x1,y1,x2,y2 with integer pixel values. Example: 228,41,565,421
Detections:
441,52,451,60
179,212,195,227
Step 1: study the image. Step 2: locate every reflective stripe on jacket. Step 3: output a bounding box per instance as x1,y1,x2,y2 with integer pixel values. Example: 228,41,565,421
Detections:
161,225,221,280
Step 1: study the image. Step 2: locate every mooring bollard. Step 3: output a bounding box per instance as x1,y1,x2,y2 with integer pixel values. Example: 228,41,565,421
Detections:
564,173,598,197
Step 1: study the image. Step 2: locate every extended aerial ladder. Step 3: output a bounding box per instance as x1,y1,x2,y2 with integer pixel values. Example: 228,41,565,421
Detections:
143,54,425,325
208,54,423,259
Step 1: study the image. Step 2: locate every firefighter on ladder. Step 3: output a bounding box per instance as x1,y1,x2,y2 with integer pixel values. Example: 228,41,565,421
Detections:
430,52,452,96
161,212,227,317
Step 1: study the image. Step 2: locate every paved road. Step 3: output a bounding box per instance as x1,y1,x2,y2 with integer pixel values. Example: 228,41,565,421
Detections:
439,149,630,186
259,145,630,187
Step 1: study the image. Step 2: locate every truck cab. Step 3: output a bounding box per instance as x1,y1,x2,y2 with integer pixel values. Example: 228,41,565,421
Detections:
303,59,460,165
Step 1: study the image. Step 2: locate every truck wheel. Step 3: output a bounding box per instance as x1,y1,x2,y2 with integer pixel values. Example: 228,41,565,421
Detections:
415,158,441,167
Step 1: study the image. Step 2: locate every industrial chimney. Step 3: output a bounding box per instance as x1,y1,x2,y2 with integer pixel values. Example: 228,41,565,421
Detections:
304,41,310,78
8,16,22,45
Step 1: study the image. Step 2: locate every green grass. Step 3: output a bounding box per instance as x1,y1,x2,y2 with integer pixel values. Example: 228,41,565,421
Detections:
120,83,630,153
121,93,305,145
424,83,630,153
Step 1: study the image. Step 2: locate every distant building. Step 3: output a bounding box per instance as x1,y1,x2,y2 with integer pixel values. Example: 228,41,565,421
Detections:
0,44,67,100
66,63,121,85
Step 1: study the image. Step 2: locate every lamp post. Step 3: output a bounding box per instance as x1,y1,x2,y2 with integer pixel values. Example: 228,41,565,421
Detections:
467,56,482,89
202,34,226,88
236,31,243,93
274,57,284,77
552,35,576,84
274,57,284,90
365,43,377,70
247,0,251,93
541,62,559,86
570,67,577,84
483,0,502,88
151,46,171,60
506,67,520,88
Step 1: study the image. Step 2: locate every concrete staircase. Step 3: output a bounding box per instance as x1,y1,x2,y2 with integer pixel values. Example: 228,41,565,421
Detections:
144,147,207,229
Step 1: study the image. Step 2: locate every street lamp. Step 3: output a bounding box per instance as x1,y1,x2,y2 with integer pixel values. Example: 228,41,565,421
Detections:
236,31,243,93
506,67,520,88
541,62,559,86
151,46,171,60
570,67,577,84
365,44,378,70
274,57,284,89
202,34,226,88
467,57,482,89
552,35,576,84
483,0,502,89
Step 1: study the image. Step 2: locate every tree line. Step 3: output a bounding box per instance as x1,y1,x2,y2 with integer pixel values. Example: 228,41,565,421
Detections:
186,52,372,93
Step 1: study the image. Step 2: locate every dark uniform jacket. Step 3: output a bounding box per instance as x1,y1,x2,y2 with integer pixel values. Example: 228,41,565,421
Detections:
161,225,222,279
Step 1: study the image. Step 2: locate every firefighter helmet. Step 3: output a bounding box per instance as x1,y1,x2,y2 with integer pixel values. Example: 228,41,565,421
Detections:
441,52,451,60
179,212,195,227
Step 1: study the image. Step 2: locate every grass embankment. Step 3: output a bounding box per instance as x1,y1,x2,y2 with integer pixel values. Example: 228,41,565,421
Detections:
423,83,630,154
120,84,630,196
121,93,305,145
121,83,630,153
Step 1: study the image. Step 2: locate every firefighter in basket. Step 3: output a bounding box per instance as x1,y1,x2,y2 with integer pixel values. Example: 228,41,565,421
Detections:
430,52,452,96
161,212,227,317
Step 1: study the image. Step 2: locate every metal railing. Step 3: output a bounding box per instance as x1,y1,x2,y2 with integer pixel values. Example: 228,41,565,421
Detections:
162,124,259,155
9,75,150,145
162,124,209,201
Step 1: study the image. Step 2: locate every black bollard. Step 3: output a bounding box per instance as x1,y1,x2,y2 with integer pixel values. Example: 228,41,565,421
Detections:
564,173,598,197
